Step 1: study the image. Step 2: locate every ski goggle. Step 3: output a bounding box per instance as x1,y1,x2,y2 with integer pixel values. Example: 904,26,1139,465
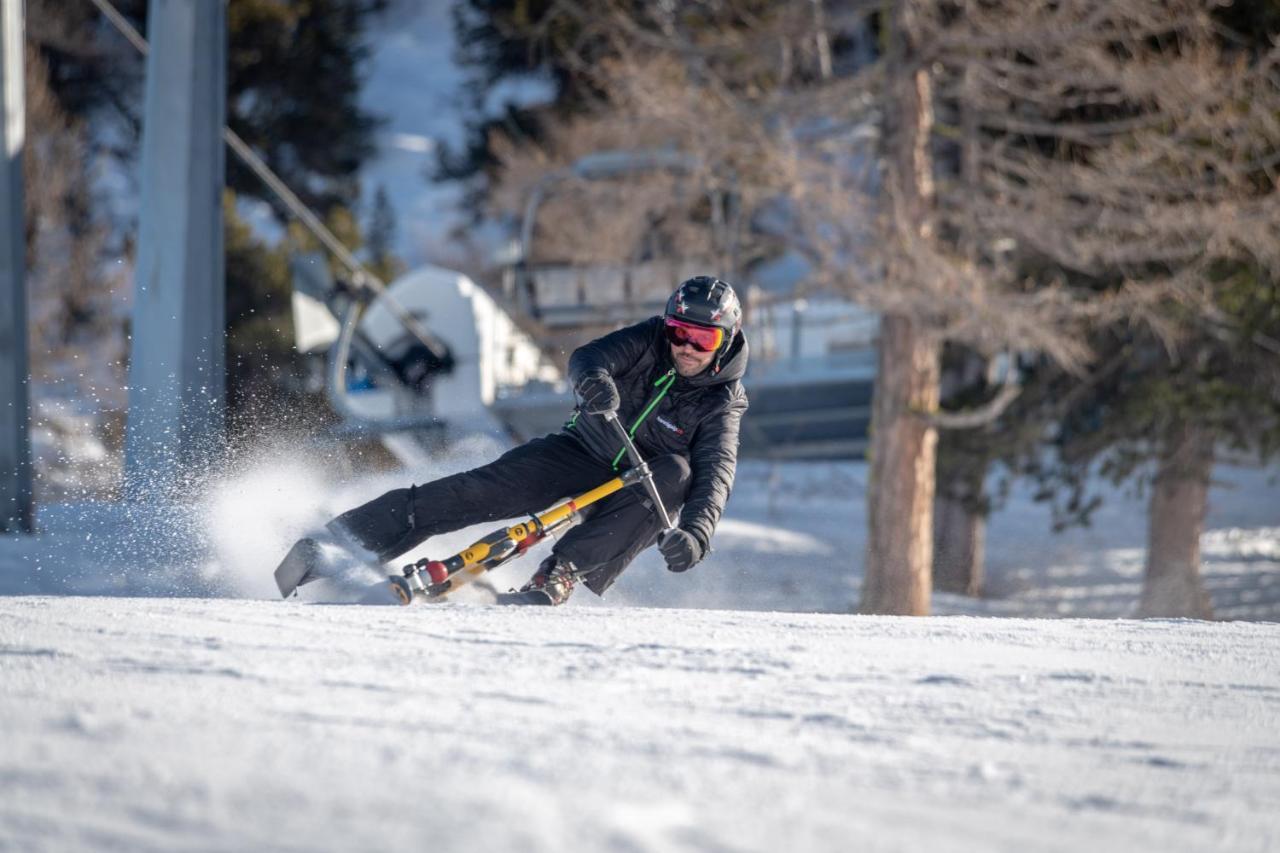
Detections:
664,316,725,353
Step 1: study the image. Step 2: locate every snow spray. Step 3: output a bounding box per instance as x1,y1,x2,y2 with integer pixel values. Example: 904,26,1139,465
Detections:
198,431,514,600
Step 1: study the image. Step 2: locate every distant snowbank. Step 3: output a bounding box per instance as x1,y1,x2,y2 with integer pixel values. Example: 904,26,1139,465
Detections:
1,447,1276,620
606,458,1280,621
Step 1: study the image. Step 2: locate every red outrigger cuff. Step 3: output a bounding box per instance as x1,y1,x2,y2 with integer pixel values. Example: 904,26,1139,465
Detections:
664,316,724,353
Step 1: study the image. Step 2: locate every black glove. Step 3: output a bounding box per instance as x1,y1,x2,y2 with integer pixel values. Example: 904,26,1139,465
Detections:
658,528,703,573
575,369,620,415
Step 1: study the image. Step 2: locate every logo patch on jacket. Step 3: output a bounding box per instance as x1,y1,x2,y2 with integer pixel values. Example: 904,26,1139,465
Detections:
656,416,685,436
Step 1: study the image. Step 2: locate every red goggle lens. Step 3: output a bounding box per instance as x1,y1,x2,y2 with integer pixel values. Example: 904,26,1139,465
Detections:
664,317,724,353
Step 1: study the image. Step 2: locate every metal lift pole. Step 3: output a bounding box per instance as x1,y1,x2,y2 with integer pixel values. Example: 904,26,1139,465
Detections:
123,0,227,496
0,0,32,532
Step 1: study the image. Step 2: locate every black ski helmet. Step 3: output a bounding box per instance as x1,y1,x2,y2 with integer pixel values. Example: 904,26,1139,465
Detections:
664,276,742,359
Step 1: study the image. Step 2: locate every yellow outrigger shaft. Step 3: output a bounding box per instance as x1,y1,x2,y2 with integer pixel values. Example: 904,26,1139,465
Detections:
388,412,675,605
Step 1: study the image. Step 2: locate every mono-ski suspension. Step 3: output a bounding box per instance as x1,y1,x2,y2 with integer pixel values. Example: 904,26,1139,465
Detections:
389,412,674,605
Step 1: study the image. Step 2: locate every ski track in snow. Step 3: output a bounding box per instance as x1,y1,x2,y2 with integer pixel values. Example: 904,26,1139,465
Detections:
1,597,1278,852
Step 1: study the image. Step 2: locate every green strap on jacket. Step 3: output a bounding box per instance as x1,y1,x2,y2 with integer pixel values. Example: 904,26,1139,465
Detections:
611,369,677,469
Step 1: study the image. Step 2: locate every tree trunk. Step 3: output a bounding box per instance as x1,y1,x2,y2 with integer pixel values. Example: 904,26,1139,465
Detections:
932,347,988,597
859,1,940,615
933,482,985,597
861,314,940,614
1137,421,1215,619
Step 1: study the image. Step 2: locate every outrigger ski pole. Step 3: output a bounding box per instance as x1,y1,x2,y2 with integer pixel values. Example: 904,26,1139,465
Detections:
388,412,675,605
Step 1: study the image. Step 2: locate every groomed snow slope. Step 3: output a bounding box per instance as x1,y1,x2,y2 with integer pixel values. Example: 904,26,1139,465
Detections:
2,597,1277,852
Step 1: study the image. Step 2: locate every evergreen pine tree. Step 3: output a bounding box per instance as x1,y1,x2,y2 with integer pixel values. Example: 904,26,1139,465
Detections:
365,185,404,283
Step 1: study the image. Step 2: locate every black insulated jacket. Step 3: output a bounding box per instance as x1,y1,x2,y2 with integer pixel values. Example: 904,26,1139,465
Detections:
564,317,749,553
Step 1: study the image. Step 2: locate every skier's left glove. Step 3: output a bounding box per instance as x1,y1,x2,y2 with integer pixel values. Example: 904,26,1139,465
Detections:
658,528,703,573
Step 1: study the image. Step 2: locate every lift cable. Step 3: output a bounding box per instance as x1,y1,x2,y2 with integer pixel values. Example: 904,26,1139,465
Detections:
84,0,442,353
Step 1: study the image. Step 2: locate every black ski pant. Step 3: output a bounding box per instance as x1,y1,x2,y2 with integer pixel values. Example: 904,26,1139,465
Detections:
328,433,691,595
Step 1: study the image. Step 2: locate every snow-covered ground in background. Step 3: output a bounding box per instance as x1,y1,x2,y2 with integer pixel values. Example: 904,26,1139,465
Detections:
3,441,1276,619
606,457,1280,622
1,446,1278,851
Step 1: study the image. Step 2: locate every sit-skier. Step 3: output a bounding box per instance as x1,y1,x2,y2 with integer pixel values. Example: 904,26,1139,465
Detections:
277,276,749,605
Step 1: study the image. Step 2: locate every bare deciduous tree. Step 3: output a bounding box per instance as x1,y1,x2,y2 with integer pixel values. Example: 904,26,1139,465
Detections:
485,0,1280,615
786,0,1279,615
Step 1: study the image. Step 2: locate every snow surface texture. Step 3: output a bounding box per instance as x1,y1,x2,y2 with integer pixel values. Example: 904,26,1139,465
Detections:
1,446,1277,850
1,598,1277,852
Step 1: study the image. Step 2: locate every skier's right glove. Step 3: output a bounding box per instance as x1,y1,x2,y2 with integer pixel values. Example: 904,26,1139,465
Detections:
658,528,703,573
575,369,620,415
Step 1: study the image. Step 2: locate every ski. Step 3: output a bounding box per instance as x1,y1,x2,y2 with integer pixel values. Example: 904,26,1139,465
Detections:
274,535,379,599
274,537,325,598
492,589,556,606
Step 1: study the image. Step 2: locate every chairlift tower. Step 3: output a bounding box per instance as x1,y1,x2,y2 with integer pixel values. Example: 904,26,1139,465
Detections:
0,0,31,532
124,0,226,497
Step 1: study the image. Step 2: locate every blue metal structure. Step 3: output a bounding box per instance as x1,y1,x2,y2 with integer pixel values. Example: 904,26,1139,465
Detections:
124,0,226,496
